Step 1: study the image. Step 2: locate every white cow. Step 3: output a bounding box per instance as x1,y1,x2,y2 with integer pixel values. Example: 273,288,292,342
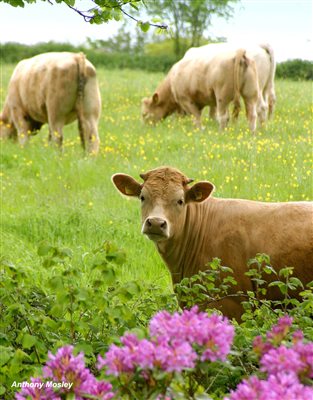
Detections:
184,43,276,124
0,52,101,153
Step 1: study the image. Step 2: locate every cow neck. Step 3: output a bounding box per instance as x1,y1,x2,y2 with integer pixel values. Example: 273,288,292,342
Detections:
156,198,217,284
1,102,10,122
158,77,177,115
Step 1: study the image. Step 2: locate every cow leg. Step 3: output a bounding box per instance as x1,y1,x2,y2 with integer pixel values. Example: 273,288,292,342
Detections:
257,94,268,125
216,99,229,130
10,111,32,145
48,123,63,148
244,99,258,132
209,104,217,120
179,100,202,129
268,89,276,118
77,117,100,154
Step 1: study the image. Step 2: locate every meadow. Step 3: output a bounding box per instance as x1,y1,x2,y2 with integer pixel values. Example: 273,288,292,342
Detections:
1,66,312,272
0,65,312,398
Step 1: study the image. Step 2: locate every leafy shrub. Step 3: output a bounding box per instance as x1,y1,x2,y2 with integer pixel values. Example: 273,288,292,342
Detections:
2,42,312,78
0,42,177,73
0,241,177,398
14,312,313,399
276,59,313,80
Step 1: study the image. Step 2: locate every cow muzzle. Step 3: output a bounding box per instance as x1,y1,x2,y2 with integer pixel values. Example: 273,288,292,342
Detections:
142,217,169,241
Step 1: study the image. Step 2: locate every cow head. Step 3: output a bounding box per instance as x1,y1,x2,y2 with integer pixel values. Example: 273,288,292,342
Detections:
141,93,169,124
0,112,16,139
112,167,214,243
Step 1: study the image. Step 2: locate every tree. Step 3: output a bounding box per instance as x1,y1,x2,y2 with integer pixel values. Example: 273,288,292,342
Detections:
2,0,167,31
147,0,239,57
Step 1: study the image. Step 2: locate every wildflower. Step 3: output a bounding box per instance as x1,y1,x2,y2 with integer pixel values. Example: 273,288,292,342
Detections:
15,377,59,400
266,315,293,345
225,373,313,400
293,340,313,379
252,335,272,357
260,345,305,378
98,343,135,376
154,339,197,372
43,345,114,399
149,307,234,362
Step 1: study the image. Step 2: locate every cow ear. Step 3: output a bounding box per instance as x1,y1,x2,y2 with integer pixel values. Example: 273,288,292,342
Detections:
112,174,142,197
185,181,214,203
152,93,159,104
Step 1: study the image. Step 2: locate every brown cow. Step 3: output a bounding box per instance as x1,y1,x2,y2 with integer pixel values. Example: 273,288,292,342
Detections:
142,48,260,132
112,166,313,320
0,52,101,154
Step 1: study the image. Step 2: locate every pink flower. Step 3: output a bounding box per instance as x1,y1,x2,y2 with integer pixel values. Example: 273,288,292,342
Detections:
294,340,313,378
260,345,305,377
154,340,197,372
15,378,59,400
42,345,115,399
149,307,234,362
266,315,293,345
225,373,313,400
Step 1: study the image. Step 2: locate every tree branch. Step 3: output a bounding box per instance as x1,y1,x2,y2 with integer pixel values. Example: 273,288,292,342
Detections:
63,1,167,29
66,4,95,22
120,7,168,29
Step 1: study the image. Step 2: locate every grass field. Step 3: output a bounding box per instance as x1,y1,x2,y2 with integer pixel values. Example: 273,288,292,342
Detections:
0,65,312,291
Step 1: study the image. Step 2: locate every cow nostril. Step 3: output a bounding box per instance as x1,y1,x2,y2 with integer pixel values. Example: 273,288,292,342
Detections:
160,221,167,229
147,218,152,227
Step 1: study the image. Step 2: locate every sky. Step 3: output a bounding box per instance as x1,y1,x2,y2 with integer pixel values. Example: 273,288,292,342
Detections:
0,0,312,62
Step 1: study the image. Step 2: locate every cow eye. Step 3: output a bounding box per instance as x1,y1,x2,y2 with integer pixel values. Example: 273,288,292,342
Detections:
140,195,145,202
177,199,184,206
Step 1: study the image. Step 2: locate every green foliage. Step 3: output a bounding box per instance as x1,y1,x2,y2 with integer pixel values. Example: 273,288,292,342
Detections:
276,59,313,80
174,254,313,396
146,0,238,56
175,258,239,309
2,0,168,31
1,42,312,78
0,42,177,72
0,242,177,397
0,63,312,397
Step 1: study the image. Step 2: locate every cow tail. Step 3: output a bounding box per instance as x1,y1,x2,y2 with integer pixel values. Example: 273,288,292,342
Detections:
259,43,276,117
76,52,87,149
233,48,245,120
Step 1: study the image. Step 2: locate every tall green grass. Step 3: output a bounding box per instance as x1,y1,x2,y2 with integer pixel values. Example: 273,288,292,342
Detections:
0,66,312,292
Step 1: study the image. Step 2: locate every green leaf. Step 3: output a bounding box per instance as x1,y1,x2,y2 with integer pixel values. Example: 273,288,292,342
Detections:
22,334,37,349
0,346,13,367
7,0,24,7
37,242,54,256
63,0,75,6
75,343,94,355
139,22,150,32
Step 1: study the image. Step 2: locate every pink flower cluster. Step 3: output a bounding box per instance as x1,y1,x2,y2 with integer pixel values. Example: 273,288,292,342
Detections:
98,307,235,375
225,373,313,400
225,316,313,400
16,346,115,400
16,377,57,400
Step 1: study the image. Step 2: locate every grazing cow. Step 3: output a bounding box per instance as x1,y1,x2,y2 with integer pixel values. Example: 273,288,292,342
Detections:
0,52,101,154
142,48,260,131
184,43,276,124
112,166,313,320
